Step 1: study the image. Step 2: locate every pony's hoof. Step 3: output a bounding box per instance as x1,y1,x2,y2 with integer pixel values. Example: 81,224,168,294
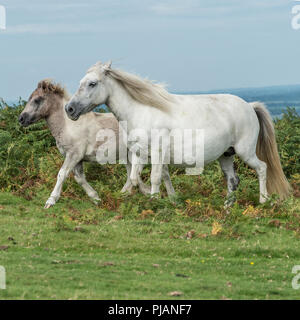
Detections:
121,187,133,194
224,199,234,209
224,193,237,209
259,196,268,204
139,186,151,195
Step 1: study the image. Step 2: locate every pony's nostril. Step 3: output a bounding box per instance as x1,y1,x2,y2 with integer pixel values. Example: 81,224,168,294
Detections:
66,104,74,114
68,106,74,113
19,115,24,124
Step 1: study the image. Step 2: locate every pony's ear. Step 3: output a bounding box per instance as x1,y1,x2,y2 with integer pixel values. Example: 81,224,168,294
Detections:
102,60,112,74
103,60,112,69
93,61,102,72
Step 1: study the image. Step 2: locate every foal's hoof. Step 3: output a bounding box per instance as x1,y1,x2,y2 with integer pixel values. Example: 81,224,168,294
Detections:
168,193,179,204
44,200,55,209
93,198,101,205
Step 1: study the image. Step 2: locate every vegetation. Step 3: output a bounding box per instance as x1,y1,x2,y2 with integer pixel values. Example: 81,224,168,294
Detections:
0,100,299,299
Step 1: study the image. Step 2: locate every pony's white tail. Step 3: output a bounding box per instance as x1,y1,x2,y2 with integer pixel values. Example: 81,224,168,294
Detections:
250,102,291,200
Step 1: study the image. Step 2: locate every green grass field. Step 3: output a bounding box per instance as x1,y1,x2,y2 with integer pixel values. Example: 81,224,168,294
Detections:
0,168,299,299
0,103,299,299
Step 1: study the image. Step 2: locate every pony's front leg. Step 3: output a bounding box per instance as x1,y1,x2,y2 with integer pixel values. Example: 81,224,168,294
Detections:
136,164,151,195
151,164,163,196
121,163,134,193
130,164,141,187
122,164,151,195
162,164,175,196
44,154,79,209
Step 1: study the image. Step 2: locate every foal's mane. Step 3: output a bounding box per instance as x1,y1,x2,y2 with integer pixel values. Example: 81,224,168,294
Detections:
35,79,70,100
88,63,174,112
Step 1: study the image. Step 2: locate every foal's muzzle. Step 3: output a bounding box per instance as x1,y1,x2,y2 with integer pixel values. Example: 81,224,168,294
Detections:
18,112,31,127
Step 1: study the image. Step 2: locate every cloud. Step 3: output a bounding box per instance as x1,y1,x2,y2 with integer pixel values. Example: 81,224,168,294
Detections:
3,23,95,35
149,0,289,16
4,1,90,11
1,0,290,35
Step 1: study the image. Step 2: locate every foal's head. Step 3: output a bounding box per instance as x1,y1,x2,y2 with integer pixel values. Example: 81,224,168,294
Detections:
19,79,68,127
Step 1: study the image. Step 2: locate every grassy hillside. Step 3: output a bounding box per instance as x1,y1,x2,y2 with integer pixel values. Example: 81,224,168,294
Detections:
0,100,299,299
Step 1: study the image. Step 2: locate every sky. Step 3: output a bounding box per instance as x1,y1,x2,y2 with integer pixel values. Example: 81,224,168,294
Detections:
0,0,299,100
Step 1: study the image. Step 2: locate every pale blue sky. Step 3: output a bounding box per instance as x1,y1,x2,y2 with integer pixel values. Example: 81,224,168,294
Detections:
0,0,299,100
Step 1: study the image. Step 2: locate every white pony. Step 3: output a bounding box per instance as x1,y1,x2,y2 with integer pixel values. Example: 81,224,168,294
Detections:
65,61,291,204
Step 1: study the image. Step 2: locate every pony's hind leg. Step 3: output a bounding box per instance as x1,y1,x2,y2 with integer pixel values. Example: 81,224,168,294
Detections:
235,142,268,203
218,155,239,206
73,161,100,204
244,155,268,203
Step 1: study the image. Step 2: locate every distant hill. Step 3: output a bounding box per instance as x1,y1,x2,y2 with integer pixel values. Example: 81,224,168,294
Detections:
3,85,300,118
176,84,300,117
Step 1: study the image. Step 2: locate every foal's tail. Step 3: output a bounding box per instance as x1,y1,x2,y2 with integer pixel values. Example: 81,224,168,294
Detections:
250,102,291,200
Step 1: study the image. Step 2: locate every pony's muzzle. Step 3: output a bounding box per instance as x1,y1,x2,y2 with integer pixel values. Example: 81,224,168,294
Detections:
65,103,74,115
65,103,79,120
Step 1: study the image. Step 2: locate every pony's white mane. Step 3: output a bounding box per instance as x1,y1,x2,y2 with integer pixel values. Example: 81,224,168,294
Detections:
88,62,174,112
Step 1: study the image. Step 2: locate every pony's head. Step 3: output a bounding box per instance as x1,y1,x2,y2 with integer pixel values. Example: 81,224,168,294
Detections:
65,61,112,120
65,60,173,121
19,79,68,127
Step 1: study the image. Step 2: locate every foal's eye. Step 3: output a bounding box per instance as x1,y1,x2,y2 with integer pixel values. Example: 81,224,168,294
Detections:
89,82,97,88
34,97,43,105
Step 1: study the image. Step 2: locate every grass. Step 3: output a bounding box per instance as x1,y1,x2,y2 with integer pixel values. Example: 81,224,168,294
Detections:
0,168,299,299
0,103,299,299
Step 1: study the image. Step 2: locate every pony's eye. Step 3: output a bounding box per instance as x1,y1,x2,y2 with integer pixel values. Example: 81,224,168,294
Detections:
89,82,97,88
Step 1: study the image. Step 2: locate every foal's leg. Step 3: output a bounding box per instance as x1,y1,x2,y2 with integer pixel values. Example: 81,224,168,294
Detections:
162,164,175,196
218,155,240,207
73,161,100,204
44,154,80,208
